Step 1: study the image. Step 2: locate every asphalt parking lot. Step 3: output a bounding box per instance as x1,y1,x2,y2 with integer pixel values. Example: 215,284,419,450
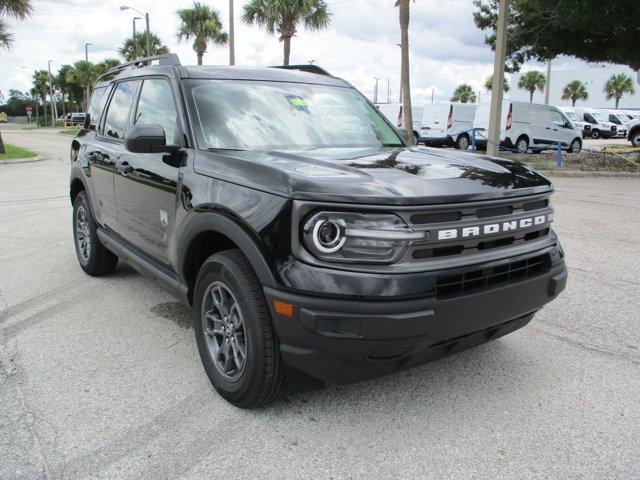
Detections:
1,125,639,479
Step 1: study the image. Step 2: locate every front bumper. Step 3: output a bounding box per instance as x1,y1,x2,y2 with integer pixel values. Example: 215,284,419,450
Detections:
265,252,567,385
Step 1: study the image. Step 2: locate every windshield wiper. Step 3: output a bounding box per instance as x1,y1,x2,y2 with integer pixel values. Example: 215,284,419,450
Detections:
382,143,404,147
206,147,247,152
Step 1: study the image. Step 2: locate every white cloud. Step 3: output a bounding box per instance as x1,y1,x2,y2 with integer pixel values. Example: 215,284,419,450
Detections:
0,0,602,107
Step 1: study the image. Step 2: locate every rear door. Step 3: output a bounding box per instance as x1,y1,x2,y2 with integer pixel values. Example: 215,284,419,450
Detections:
114,77,182,265
420,104,449,139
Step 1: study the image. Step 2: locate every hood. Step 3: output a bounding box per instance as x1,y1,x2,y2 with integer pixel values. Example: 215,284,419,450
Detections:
194,146,552,206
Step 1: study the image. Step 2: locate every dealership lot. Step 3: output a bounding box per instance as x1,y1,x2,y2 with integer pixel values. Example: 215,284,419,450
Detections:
1,126,639,479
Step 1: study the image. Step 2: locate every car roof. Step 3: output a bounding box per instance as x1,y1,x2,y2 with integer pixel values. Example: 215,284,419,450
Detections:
96,63,349,89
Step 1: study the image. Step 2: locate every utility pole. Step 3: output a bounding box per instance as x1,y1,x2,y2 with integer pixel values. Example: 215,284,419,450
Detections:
387,78,390,103
229,0,235,65
431,88,434,103
374,77,381,103
47,60,58,126
544,59,552,105
145,12,151,57
486,0,509,157
85,43,92,62
133,16,140,37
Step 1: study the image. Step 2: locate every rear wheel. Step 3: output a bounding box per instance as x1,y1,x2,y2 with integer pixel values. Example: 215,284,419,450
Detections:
630,131,640,147
568,138,582,153
515,135,529,153
193,250,286,408
72,191,118,276
455,134,470,150
413,131,420,145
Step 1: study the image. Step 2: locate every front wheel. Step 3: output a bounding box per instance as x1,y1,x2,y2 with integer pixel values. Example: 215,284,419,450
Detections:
193,250,286,408
72,191,118,276
568,138,582,153
591,130,600,139
630,131,640,147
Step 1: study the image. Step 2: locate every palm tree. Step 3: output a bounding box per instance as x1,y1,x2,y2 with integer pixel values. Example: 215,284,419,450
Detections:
451,84,477,103
518,71,546,103
0,0,34,152
119,32,169,61
485,75,510,93
0,0,34,50
242,0,330,66
94,58,121,77
177,2,228,65
396,0,414,145
604,73,635,109
33,70,50,125
66,61,98,112
561,80,588,107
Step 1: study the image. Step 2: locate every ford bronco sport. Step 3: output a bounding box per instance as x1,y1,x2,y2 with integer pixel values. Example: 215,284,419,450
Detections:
70,54,567,408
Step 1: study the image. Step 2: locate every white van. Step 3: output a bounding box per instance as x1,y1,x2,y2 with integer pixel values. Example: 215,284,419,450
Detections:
419,102,477,149
473,101,583,153
616,110,640,123
557,107,589,138
599,109,630,138
374,102,423,142
572,107,617,139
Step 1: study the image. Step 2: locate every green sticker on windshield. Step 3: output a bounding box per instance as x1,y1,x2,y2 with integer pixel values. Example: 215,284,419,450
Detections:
287,96,313,107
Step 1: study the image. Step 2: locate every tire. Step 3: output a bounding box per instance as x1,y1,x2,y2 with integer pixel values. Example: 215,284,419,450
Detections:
630,131,640,147
413,131,420,145
568,138,582,154
193,249,286,408
455,134,470,150
591,129,600,139
72,191,118,276
515,135,529,153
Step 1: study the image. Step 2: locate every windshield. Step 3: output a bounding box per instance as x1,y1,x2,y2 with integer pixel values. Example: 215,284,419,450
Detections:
186,79,402,150
565,112,579,121
592,112,606,122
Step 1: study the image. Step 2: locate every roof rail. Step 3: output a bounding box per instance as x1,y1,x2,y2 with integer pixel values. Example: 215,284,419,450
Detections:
272,64,332,76
107,53,181,74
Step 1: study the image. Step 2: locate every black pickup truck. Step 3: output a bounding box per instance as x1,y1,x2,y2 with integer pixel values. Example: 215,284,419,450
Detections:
70,54,567,408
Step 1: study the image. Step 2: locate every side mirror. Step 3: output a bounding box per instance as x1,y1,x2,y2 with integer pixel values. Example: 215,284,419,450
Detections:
125,124,176,154
397,128,409,144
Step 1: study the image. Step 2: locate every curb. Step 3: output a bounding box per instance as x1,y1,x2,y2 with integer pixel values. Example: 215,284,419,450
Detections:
537,170,640,178
0,154,46,165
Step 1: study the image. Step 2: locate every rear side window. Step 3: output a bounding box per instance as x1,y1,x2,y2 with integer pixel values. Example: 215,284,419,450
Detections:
102,81,139,140
86,86,109,130
134,79,180,145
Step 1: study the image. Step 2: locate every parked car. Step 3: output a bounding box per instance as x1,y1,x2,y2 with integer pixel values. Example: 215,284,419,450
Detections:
375,102,422,143
628,122,640,147
419,102,477,149
572,107,617,139
70,54,567,408
557,107,590,138
599,109,630,138
0,112,7,123
473,101,583,153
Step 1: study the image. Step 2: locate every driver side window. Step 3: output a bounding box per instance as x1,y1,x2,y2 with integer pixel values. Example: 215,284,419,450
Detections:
550,110,569,128
134,79,180,145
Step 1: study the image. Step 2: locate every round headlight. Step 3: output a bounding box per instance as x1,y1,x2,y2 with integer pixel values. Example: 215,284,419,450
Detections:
312,219,345,253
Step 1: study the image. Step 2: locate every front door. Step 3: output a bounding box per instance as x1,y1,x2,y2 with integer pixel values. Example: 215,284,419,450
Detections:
549,109,576,146
114,77,182,266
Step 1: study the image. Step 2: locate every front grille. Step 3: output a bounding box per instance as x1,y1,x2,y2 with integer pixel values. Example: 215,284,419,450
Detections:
435,254,550,299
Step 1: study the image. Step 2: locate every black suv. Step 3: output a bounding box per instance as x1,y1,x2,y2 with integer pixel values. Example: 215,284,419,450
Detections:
70,54,567,408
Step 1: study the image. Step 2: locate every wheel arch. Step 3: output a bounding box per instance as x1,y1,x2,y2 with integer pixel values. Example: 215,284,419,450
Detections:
177,211,278,305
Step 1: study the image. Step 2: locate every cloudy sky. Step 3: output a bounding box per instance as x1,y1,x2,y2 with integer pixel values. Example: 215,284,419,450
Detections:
0,0,590,104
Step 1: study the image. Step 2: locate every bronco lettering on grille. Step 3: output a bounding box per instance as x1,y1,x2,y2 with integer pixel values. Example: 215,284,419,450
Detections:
436,214,549,241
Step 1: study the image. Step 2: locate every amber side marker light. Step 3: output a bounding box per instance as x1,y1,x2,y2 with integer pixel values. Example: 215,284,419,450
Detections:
273,300,294,317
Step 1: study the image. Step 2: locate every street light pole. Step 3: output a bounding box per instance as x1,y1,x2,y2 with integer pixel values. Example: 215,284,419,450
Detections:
85,43,92,62
374,77,381,103
145,12,151,57
544,59,552,105
229,0,235,65
486,0,509,157
133,16,140,37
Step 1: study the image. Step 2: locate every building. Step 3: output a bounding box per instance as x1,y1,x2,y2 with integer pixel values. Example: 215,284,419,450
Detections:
509,64,640,109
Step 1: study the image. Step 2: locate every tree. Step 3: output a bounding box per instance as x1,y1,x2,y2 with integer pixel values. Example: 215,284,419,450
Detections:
396,0,414,145
94,58,121,77
242,0,330,66
473,0,640,71
66,61,97,112
485,75,509,92
54,64,75,115
604,73,635,109
177,2,228,65
119,32,169,61
451,84,477,103
518,70,546,102
561,80,588,107
0,0,34,50
33,70,50,124
0,0,34,152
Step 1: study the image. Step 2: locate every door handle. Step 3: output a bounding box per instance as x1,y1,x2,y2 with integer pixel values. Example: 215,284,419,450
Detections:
117,160,134,175
545,127,551,130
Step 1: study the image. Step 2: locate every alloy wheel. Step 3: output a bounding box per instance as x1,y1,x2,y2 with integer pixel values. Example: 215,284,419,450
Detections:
201,281,247,381
75,206,91,262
